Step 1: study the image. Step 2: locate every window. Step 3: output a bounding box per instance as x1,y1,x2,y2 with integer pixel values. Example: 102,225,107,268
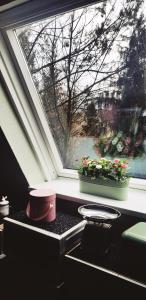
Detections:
3,0,146,180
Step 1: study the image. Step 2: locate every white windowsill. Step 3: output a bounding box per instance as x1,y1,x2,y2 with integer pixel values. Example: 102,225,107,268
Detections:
31,177,146,219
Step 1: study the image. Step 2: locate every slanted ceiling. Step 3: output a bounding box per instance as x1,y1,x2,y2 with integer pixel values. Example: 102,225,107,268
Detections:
0,0,100,29
0,0,30,12
0,0,17,4
0,0,29,5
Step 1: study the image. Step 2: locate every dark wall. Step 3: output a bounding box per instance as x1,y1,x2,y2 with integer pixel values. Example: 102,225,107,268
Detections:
0,127,29,210
0,0,17,5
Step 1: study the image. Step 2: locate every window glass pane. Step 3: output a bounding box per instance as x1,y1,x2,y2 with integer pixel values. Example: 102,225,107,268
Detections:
15,0,146,178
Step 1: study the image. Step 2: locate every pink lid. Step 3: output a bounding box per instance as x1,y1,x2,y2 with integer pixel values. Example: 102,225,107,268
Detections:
29,188,55,197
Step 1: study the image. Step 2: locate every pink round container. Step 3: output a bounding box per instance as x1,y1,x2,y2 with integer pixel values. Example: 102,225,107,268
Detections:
26,189,56,222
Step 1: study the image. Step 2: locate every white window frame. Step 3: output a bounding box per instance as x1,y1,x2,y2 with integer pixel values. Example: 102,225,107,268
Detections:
1,28,78,179
0,31,56,181
0,0,146,190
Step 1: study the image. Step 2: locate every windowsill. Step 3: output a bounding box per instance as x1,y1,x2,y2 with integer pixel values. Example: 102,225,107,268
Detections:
31,177,146,219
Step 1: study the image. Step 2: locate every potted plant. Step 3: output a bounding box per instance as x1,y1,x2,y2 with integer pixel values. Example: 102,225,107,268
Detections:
78,157,130,201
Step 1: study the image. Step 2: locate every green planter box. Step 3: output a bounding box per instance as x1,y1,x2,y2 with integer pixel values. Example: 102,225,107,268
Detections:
79,177,129,201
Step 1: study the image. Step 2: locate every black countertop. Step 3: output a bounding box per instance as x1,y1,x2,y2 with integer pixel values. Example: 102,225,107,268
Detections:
8,210,82,235
67,213,146,285
5,198,83,235
3,199,85,259
4,200,146,282
3,199,146,289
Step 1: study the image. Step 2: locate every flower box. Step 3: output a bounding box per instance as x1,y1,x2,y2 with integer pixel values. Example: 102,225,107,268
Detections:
78,157,129,201
79,176,129,201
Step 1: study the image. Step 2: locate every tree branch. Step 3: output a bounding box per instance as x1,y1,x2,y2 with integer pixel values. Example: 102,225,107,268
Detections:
57,64,129,108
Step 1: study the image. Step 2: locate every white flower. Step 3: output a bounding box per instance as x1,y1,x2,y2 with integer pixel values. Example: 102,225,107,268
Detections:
117,142,124,152
112,137,118,145
96,165,102,169
117,131,123,138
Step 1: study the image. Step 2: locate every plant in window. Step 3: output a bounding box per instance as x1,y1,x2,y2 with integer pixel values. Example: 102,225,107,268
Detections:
78,157,129,184
78,157,130,201
94,130,145,159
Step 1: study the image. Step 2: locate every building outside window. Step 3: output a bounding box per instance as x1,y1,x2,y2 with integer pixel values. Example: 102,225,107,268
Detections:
4,0,146,179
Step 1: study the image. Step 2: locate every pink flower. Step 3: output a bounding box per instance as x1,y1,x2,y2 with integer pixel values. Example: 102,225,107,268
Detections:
82,157,89,167
82,161,88,167
121,164,127,169
114,159,120,163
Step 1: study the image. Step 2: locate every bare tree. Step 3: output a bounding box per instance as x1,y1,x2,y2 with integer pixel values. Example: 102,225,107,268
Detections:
18,0,145,164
